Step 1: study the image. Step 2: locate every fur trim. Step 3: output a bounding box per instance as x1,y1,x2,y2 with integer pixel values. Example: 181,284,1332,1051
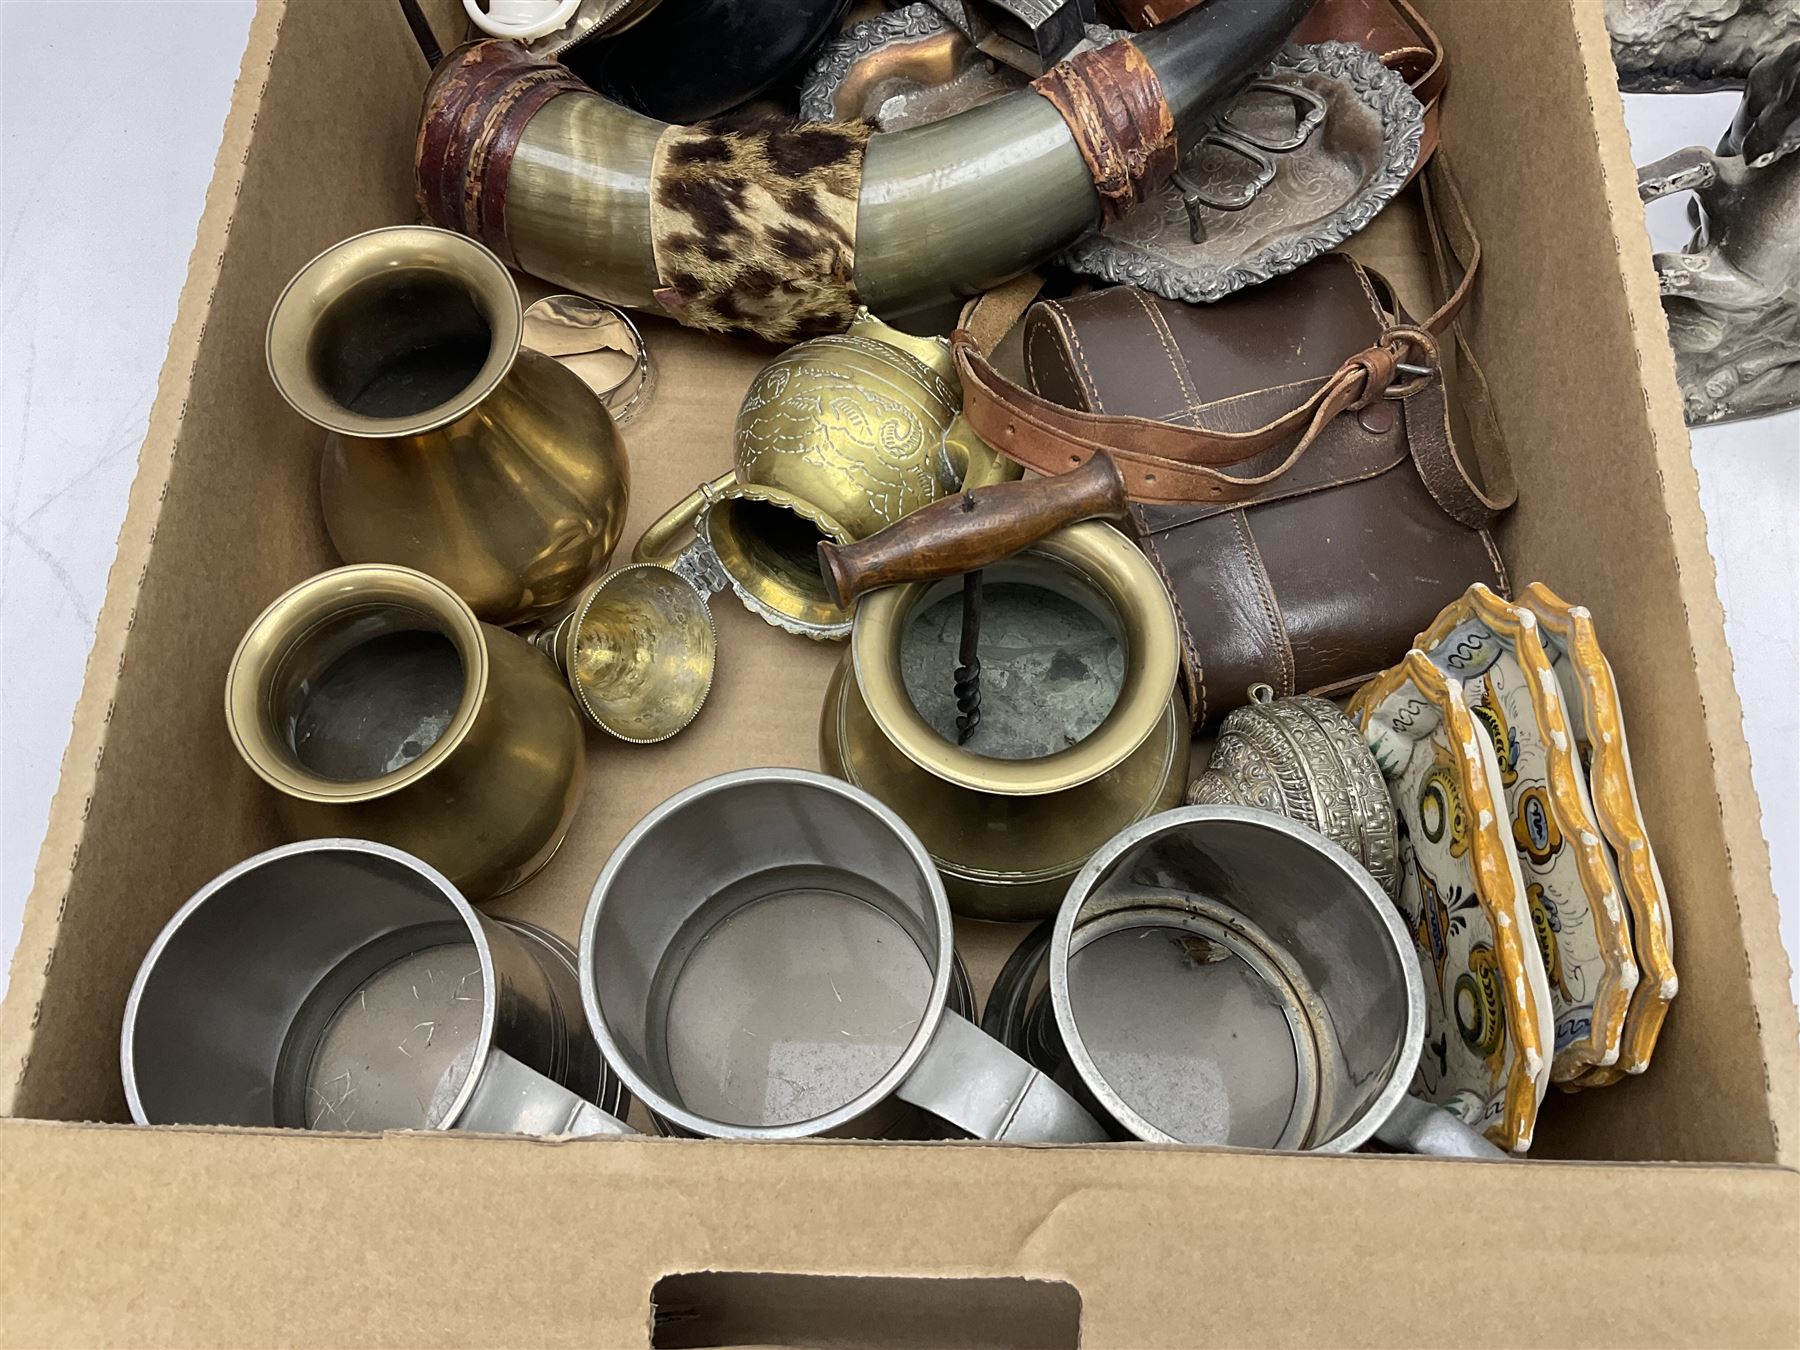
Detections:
649,115,872,344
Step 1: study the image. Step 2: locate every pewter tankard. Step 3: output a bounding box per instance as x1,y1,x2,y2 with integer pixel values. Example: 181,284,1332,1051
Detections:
986,807,1507,1157
122,840,631,1136
579,769,1106,1141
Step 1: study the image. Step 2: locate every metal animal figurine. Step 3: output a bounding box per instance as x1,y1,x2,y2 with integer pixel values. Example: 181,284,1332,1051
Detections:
1636,43,1800,425
1607,0,1800,93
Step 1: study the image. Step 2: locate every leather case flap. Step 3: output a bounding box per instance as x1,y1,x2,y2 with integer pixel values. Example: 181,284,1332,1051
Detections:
1023,256,1409,531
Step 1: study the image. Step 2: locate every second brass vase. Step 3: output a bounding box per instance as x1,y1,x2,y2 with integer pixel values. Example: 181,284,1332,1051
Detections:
267,226,630,626
225,565,587,902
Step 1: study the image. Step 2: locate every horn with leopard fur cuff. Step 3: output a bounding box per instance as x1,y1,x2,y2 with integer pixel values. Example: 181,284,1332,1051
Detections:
416,0,1315,330
648,117,872,344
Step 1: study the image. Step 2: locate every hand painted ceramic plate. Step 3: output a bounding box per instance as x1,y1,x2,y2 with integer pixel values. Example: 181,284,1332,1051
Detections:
1417,584,1640,1082
1352,651,1553,1153
1517,582,1677,1085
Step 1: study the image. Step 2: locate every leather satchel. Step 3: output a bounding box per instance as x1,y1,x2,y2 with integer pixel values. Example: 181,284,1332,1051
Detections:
951,160,1516,729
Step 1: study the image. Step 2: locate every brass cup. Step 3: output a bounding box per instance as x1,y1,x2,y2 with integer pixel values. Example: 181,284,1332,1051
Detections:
528,563,717,744
266,226,630,626
225,565,586,902
635,309,1015,641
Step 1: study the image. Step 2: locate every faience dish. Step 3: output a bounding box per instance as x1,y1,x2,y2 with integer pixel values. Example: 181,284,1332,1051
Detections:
1417,585,1640,1083
1517,581,1678,1085
1351,651,1553,1152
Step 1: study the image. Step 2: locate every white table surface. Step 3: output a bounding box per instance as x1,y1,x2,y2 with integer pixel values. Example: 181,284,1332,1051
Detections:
1,8,1796,1017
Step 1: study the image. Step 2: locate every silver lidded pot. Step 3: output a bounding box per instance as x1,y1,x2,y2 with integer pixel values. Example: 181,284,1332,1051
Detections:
1187,684,1399,897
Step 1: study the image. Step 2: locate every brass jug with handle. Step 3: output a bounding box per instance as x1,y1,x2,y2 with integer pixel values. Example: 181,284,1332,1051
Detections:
266,225,630,627
635,308,1018,640
816,455,1191,921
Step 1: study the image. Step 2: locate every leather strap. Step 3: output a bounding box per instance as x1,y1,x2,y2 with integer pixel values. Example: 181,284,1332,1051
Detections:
952,155,1515,526
1387,0,1445,173
959,272,1045,356
1030,41,1178,223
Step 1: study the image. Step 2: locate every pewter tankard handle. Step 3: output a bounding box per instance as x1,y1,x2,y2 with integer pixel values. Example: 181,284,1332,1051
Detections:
894,1010,1108,1143
1373,1094,1508,1160
457,1049,636,1138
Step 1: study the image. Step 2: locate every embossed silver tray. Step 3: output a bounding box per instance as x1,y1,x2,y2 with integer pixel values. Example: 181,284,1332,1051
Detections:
1062,42,1424,303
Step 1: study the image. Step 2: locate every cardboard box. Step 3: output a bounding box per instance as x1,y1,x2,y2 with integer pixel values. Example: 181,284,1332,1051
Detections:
2,0,1796,1343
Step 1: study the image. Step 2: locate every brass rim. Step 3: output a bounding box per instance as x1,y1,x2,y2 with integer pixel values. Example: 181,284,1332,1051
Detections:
265,225,524,440
224,565,489,804
700,482,857,635
851,521,1181,796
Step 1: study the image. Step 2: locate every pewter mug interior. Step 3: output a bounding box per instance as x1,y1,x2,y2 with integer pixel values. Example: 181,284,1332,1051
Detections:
1048,806,1421,1151
122,839,617,1131
580,769,958,1138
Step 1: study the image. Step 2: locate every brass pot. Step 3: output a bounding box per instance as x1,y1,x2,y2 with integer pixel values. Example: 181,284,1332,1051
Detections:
819,520,1188,921
225,565,587,902
636,309,1016,640
267,226,630,626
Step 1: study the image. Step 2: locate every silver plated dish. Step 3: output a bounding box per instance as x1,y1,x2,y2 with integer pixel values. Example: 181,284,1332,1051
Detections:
1062,42,1424,303
1187,684,1400,898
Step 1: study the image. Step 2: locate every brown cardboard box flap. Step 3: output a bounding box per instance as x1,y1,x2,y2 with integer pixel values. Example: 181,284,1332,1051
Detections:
2,1119,1796,1348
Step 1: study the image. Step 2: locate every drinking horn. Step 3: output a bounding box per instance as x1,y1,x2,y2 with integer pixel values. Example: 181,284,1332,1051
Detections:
416,0,1317,340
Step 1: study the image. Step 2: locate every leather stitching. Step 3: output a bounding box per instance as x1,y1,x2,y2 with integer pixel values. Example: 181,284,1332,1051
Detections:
1349,258,1394,324
1231,509,1293,696
1044,301,1107,411
1130,289,1202,407
1139,522,1204,726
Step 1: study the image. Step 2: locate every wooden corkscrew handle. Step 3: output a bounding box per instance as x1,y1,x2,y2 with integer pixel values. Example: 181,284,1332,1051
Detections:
817,453,1130,607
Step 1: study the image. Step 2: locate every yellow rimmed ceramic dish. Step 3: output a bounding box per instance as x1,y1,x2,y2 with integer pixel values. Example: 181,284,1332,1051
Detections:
1351,651,1553,1153
1517,581,1678,1085
1417,584,1640,1082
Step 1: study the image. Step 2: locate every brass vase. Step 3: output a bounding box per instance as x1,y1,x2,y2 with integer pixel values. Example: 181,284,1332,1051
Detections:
819,521,1190,921
225,565,587,902
267,226,630,626
636,309,1017,640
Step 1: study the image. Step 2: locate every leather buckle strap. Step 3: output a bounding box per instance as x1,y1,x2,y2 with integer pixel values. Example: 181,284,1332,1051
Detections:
951,154,1510,514
951,324,1409,504
1375,324,1439,400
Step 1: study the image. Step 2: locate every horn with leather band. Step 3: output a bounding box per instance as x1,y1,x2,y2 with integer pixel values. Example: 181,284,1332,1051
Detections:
415,0,1319,338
